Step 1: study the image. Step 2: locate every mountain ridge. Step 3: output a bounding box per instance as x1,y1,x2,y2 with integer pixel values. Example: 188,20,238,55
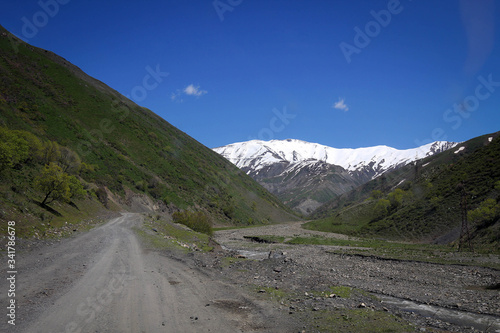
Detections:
214,139,457,214
214,139,458,176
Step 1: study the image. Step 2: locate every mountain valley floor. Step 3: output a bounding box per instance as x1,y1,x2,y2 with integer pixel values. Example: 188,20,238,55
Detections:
1,215,498,332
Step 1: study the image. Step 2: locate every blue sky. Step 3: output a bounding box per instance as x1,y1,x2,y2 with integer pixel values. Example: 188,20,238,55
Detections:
2,0,499,149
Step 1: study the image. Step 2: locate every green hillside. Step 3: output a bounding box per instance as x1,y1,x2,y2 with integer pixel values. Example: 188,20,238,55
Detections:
0,26,297,238
306,132,500,251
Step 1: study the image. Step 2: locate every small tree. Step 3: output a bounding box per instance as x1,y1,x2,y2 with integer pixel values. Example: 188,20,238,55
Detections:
35,163,87,206
58,146,81,174
0,128,30,170
68,175,87,200
35,163,70,206
373,199,390,219
43,141,61,164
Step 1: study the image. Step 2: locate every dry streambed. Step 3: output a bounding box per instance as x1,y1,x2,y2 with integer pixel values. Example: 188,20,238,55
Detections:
212,222,500,332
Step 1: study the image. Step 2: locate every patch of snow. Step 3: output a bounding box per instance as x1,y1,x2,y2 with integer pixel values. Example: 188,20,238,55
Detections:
454,146,465,154
488,137,493,142
213,139,458,174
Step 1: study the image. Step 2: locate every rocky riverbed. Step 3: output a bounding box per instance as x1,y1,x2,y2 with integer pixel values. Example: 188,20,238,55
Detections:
199,222,500,332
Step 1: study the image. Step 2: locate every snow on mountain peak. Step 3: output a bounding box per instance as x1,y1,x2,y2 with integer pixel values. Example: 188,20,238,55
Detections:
213,139,458,178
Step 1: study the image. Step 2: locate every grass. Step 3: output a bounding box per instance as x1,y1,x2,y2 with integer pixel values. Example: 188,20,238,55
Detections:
310,133,500,252
240,232,500,269
0,175,111,240
328,286,354,299
252,284,419,333
312,308,418,333
221,256,249,268
136,214,214,252
213,224,266,231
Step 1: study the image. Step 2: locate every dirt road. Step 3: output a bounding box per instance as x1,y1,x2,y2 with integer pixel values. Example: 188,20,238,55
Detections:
0,214,293,333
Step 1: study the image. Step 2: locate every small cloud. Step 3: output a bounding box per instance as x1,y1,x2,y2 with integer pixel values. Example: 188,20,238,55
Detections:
333,98,349,112
183,84,207,97
170,84,207,102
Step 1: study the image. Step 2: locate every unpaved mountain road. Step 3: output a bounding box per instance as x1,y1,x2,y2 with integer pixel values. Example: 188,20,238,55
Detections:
0,213,294,333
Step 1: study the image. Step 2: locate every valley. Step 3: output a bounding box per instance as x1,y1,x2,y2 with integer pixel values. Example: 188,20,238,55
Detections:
3,213,498,332
0,20,499,333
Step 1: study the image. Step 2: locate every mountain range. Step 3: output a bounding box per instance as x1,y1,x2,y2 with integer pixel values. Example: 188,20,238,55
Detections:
214,139,458,214
1,24,497,249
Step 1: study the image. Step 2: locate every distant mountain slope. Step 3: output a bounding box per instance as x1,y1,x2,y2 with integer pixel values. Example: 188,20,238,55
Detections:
214,139,457,214
0,26,297,236
307,132,500,250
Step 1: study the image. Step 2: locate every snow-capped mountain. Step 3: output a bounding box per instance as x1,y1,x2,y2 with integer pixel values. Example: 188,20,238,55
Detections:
214,139,457,178
213,139,458,214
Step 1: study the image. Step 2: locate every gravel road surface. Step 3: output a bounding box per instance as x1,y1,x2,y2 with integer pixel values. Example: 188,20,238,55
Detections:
0,214,296,333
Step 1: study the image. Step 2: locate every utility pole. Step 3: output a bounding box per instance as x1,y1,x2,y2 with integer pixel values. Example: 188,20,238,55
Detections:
414,154,420,181
458,183,473,252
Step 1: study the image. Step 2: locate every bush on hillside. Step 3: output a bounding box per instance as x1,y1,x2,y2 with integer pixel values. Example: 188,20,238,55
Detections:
172,210,213,236
34,163,87,206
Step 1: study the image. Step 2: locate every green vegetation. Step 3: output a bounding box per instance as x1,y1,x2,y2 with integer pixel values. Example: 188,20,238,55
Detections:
0,25,298,237
172,210,213,236
312,308,417,333
328,285,354,298
468,198,499,225
253,284,417,333
309,133,500,251
137,214,214,252
34,163,86,205
243,232,498,268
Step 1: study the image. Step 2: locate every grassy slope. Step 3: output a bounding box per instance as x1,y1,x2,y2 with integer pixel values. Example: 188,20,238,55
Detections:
0,26,298,236
306,132,500,251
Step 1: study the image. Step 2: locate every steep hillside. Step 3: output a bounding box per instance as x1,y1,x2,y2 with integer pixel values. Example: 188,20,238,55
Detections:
0,26,297,237
214,139,456,214
306,132,500,251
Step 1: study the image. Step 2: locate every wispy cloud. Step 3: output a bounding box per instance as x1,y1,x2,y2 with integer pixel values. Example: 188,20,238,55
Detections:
170,91,183,103
333,98,349,112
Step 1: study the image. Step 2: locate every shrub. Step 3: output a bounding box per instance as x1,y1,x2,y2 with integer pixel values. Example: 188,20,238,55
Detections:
370,190,383,200
468,198,499,224
373,199,390,219
95,187,108,207
172,210,213,236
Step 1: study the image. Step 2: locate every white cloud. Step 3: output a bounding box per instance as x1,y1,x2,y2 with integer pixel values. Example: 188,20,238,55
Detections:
183,84,207,97
170,84,207,102
333,98,349,112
